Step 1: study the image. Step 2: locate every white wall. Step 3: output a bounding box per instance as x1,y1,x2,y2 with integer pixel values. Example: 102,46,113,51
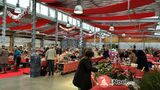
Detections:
14,37,41,48
44,40,60,47
14,37,31,46
0,36,10,46
119,42,160,50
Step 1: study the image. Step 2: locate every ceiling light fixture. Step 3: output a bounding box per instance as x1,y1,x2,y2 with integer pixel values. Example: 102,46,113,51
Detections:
0,11,3,15
66,21,71,28
122,33,126,37
36,31,40,34
74,0,83,14
109,24,114,32
66,16,71,28
74,5,83,14
89,30,92,34
14,0,22,14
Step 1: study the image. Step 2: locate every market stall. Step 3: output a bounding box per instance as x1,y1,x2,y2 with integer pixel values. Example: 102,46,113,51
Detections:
91,61,144,90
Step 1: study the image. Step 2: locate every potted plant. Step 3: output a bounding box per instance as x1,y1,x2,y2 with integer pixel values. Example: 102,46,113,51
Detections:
139,69,160,90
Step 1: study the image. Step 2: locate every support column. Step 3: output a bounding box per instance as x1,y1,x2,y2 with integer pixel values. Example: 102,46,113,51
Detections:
79,20,83,55
93,28,96,47
55,10,59,46
118,36,120,49
110,33,113,49
142,30,145,50
10,32,15,51
40,37,44,48
31,0,36,54
99,30,102,48
1,0,7,45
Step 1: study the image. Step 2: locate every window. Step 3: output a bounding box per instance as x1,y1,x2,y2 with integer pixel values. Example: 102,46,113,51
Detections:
157,26,160,30
76,20,80,27
72,18,77,26
7,0,31,9
62,14,68,23
90,26,94,32
95,28,100,32
36,3,40,13
49,9,55,18
57,12,62,21
40,4,48,16
68,16,73,25
6,0,17,6
82,23,90,30
20,0,30,8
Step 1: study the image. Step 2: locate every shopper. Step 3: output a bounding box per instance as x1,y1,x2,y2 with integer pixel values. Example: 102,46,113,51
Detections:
45,46,56,76
56,46,62,55
102,47,110,59
136,50,149,72
73,50,98,90
129,50,137,63
0,45,9,73
14,46,21,71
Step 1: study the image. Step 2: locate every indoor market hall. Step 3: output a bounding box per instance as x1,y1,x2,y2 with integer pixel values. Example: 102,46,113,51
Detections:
0,0,160,90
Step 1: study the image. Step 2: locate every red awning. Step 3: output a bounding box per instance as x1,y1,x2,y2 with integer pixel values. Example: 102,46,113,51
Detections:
10,18,51,30
0,16,15,25
91,22,155,31
41,28,56,34
52,0,155,15
72,12,155,21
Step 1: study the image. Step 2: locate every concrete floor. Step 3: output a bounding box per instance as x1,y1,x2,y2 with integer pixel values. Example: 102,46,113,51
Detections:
0,73,77,90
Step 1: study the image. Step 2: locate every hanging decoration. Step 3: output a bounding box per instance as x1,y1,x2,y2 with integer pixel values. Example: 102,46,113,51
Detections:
6,0,31,22
83,31,95,36
59,25,76,32
7,6,30,22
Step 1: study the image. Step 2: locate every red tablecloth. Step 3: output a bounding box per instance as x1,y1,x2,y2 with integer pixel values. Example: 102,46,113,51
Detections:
120,65,144,79
92,85,128,90
146,54,159,63
63,61,79,73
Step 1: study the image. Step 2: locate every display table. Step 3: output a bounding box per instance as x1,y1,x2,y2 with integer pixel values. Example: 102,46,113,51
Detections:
120,65,144,79
58,61,79,74
91,74,128,90
92,85,128,90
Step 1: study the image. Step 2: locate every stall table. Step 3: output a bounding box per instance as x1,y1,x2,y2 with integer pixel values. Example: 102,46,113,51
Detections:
92,85,128,90
91,74,128,90
58,61,79,74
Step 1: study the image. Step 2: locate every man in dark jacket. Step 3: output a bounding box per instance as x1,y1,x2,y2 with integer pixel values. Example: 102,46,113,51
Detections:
73,50,98,90
136,50,149,72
